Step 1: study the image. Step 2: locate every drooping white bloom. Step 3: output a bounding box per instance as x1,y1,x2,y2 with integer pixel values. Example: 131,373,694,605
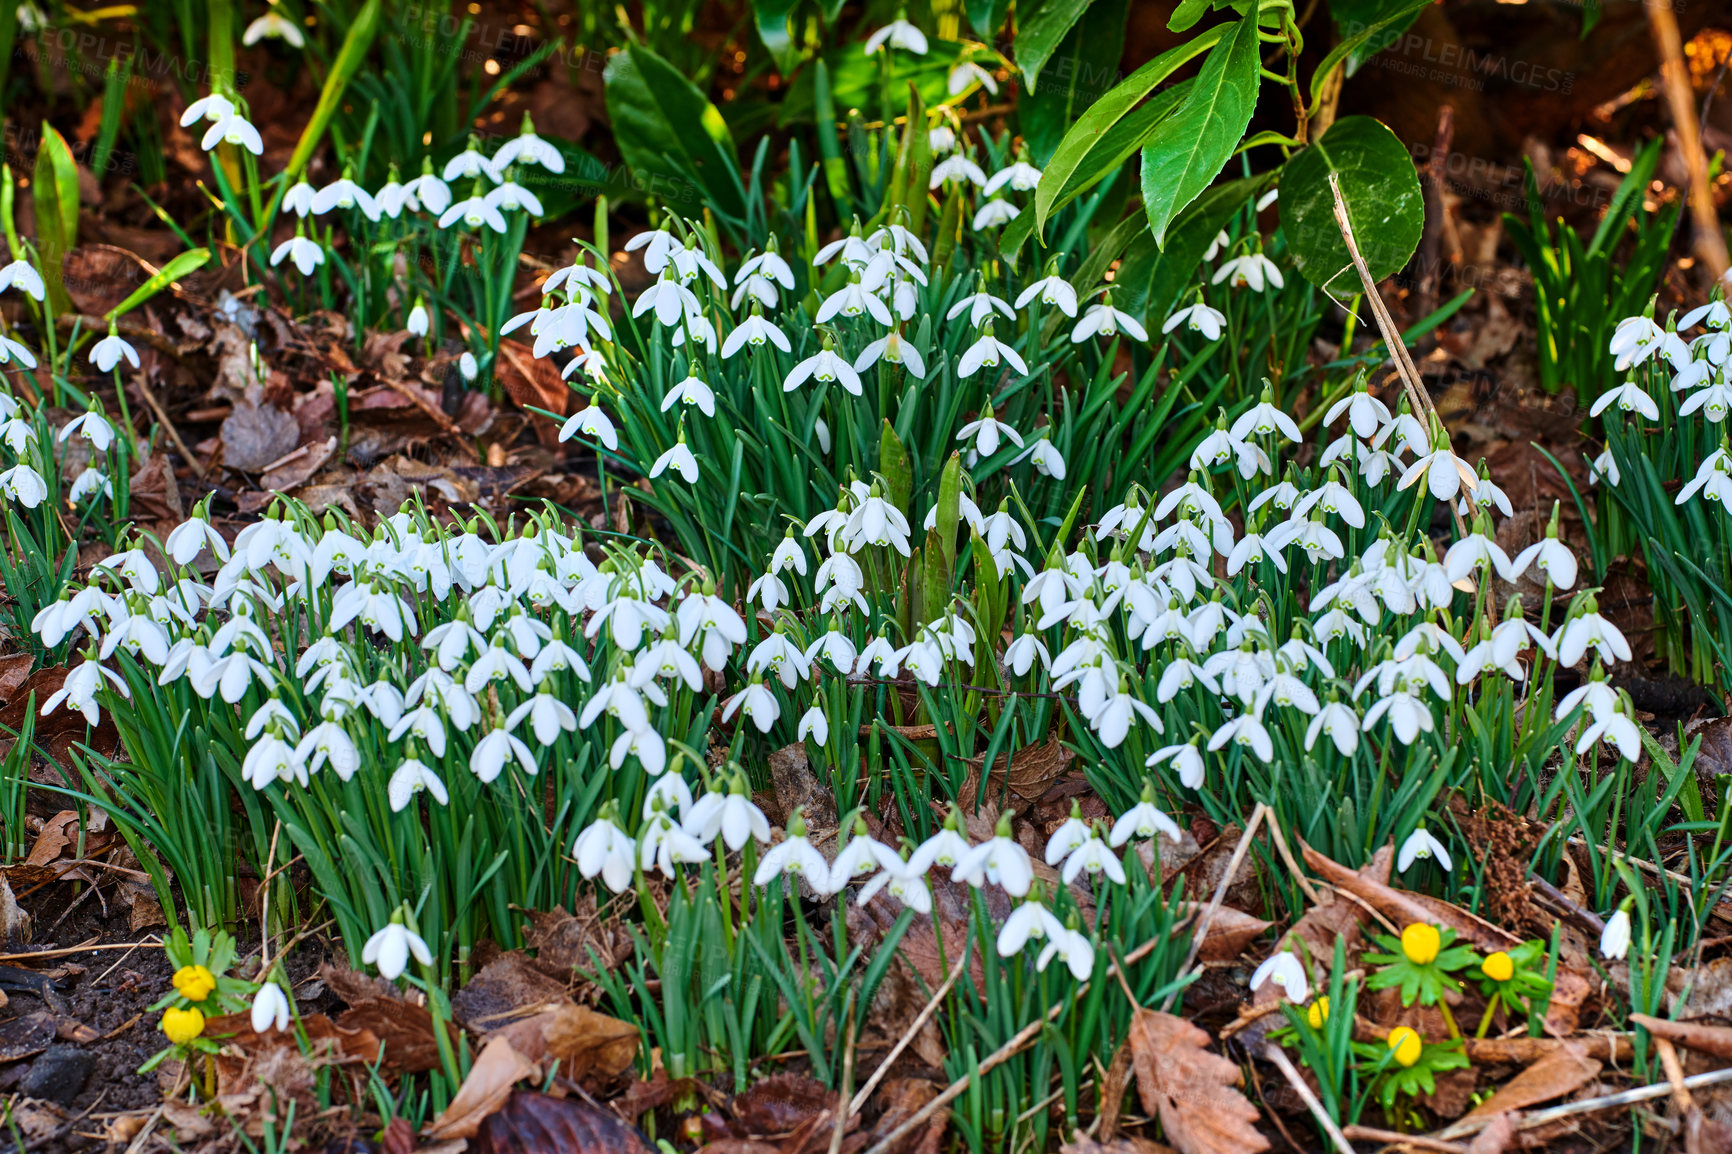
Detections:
1397,827,1452,872
753,811,831,889
388,758,448,811
490,116,565,174
250,982,292,1033
242,10,304,46
270,235,326,276
574,810,636,892
996,898,1065,956
89,332,141,373
201,110,264,155
1163,302,1226,341
362,920,433,981
1599,906,1631,960
1250,950,1308,1002
1212,253,1284,293
952,819,1033,896
0,259,46,302
1591,379,1659,421
864,18,928,55
1071,295,1148,343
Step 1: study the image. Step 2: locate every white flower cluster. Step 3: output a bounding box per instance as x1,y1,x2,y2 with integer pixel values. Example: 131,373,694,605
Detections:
1597,301,1732,497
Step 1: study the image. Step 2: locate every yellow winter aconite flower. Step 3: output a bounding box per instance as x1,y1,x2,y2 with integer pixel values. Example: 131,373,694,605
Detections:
1400,923,1441,966
1482,951,1514,983
172,964,216,1002
162,1005,205,1044
1387,1026,1422,1067
1306,996,1330,1029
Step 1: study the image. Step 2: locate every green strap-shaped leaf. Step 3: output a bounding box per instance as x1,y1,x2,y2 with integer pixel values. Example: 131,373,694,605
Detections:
1281,115,1423,295
108,248,211,321
879,419,913,516
1137,13,1260,247
603,45,745,219
1034,63,1203,235
283,0,381,183
754,0,801,75
966,0,1012,39
32,125,78,313
1016,0,1103,95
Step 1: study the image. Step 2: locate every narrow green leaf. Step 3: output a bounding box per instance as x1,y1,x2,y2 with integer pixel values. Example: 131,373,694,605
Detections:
32,125,78,313
922,529,948,624
1035,77,1195,234
1310,0,1431,104
879,419,913,515
1137,14,1260,247
108,248,210,321
936,452,962,579
1019,0,1130,164
283,0,381,183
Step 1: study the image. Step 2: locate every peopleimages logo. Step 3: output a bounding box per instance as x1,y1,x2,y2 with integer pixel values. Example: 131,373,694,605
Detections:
1341,24,1575,95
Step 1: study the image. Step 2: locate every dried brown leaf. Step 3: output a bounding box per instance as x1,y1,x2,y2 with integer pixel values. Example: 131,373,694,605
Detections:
450,952,572,1031
424,1035,540,1141
1467,1043,1600,1117
1466,1112,1515,1154
1128,1009,1269,1154
220,393,300,472
475,1089,657,1154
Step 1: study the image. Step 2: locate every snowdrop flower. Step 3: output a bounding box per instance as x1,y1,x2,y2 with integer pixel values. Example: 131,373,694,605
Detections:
930,153,987,189
1038,927,1096,981
1362,680,1435,744
1305,699,1361,757
1010,436,1067,479
928,125,956,152
1109,783,1182,845
1591,379,1659,421
574,805,636,892
490,113,564,174
1060,828,1126,885
855,329,926,379
243,8,304,46
181,91,235,125
1163,300,1226,341
855,857,933,914
956,403,1023,458
1230,392,1302,443
0,464,46,508
388,756,448,812
640,810,709,878
984,157,1042,195
753,809,832,889
865,17,928,55
42,656,129,727
1209,708,1275,763
805,619,857,673
1398,826,1452,872
296,720,360,780
1443,520,1516,582
1575,694,1643,762
907,811,972,874
1092,678,1165,748
242,729,306,790
828,815,901,892
406,301,429,337
1044,802,1092,867
1677,445,1732,505
442,139,495,182
362,915,433,981
470,724,537,783
650,428,700,484
0,330,35,368
1511,517,1578,590
402,162,452,215
785,336,863,396
971,199,1019,230
1324,386,1391,439
956,323,1029,379
312,171,381,220
559,403,619,450
797,703,829,745
89,330,140,374
250,981,292,1033
1680,379,1732,422
1599,902,1632,960
1607,315,1668,371
722,678,781,734
949,59,999,95
60,408,115,450
485,175,544,217
842,483,912,554
1016,266,1079,317
1147,741,1206,789
1554,598,1631,668
282,180,316,217
201,109,264,155
1213,252,1284,292
685,776,771,852
1202,230,1231,261
439,183,508,233
1251,950,1309,1002
0,259,45,301
270,234,325,277
1399,438,1476,503
1071,292,1148,342
952,813,1033,896
818,276,894,326
722,306,792,357
997,895,1065,956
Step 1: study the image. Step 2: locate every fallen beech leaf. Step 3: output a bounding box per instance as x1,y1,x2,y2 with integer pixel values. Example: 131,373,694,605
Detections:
474,1088,657,1153
1128,1008,1269,1154
0,654,31,703
492,1003,638,1089
451,952,572,1031
1300,841,1519,952
1688,1106,1732,1154
1467,1044,1599,1117
338,999,459,1073
424,1035,540,1142
1062,1136,1178,1154
1467,1112,1515,1154
1174,903,1272,963
732,1071,832,1135
220,395,300,472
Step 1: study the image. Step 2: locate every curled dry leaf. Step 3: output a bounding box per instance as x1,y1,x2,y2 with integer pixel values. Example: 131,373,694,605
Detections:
1128,1008,1269,1154
474,1089,657,1154
1466,1043,1600,1117
424,1035,540,1142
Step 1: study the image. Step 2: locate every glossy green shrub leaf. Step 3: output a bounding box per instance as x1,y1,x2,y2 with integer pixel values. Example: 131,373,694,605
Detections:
1137,14,1260,247
604,45,746,219
1020,0,1131,165
1282,115,1423,295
